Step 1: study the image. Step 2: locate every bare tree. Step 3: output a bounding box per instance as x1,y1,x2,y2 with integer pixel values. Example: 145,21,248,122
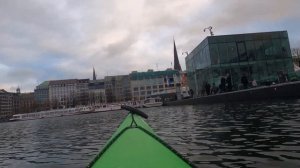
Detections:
292,48,300,57
292,48,300,66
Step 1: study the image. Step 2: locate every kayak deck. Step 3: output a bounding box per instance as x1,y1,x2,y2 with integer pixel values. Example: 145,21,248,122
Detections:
88,113,194,168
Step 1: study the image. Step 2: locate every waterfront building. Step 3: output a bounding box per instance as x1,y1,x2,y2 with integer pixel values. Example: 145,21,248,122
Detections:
104,75,131,103
88,79,106,105
34,81,50,111
0,89,18,119
77,79,90,106
185,31,296,96
48,79,89,108
130,69,181,101
19,92,36,113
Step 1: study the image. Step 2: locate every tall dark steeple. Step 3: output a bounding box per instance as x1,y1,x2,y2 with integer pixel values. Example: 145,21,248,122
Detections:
173,39,182,71
93,67,97,80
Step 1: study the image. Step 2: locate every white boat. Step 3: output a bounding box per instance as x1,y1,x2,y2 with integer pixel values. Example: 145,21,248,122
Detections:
9,108,80,121
121,101,143,108
94,104,121,112
78,106,94,114
143,97,163,108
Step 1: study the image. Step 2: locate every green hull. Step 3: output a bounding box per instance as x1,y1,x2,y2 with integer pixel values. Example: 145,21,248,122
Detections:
88,113,194,168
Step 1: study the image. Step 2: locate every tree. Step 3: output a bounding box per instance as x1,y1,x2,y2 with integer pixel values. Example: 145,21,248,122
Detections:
292,48,300,66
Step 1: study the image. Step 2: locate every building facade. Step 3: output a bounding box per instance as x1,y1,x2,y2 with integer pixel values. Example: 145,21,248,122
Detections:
0,89,19,119
34,81,50,111
77,79,90,106
88,79,106,105
130,69,181,101
19,92,36,113
48,79,89,108
186,31,296,96
104,75,131,103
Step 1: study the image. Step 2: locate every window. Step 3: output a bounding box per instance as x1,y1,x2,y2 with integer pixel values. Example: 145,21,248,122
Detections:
228,42,238,63
281,38,292,58
272,39,282,58
218,43,228,64
246,41,256,61
255,40,266,60
237,42,247,62
210,44,219,65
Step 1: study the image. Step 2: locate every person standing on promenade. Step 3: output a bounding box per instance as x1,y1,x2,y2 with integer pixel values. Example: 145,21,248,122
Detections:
226,73,232,92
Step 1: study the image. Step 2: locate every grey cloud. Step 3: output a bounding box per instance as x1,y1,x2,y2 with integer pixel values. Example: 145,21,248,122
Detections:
0,0,299,92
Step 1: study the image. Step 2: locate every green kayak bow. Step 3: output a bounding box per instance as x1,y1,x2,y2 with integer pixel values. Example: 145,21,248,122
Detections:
87,105,195,168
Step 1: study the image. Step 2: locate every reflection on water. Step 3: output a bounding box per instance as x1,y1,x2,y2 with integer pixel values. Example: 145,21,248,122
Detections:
1,99,300,168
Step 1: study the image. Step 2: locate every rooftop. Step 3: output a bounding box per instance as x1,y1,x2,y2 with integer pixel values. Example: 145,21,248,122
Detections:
130,69,179,80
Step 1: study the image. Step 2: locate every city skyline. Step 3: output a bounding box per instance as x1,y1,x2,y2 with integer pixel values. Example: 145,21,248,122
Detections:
0,0,300,92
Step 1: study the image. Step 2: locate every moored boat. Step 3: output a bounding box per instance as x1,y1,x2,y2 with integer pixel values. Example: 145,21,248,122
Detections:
143,97,163,108
87,105,195,168
9,108,80,121
94,104,121,112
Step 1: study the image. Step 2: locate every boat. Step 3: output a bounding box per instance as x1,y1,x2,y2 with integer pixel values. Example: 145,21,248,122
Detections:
87,105,195,168
121,101,143,108
9,108,80,121
79,106,95,114
94,104,121,112
143,97,163,108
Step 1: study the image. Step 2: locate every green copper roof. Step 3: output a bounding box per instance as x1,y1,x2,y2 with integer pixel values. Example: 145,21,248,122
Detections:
36,81,49,89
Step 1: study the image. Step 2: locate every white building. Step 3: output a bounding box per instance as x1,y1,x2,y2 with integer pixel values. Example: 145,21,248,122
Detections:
48,79,89,108
0,89,18,119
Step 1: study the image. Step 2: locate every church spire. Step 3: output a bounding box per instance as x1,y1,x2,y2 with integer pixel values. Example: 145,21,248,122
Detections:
93,67,97,80
173,39,182,71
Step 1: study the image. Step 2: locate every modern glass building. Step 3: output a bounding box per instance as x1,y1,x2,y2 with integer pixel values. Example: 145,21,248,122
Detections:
185,31,296,96
34,81,49,104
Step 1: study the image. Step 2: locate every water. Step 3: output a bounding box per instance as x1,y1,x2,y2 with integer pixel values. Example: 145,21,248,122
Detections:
1,99,300,168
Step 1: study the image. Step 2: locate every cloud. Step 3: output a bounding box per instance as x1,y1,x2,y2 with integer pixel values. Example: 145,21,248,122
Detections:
0,0,299,92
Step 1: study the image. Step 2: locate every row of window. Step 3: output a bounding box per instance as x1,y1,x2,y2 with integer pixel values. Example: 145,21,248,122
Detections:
133,89,165,96
210,38,291,65
188,58,294,92
133,85,164,91
186,38,292,72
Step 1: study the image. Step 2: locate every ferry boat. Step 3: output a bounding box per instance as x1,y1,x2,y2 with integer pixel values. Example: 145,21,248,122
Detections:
9,108,80,121
143,97,163,108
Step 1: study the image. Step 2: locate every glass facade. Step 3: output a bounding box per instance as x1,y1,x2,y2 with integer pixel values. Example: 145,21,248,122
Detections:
185,31,297,96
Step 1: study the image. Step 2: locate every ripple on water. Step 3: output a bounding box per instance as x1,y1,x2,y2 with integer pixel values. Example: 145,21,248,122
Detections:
1,99,300,167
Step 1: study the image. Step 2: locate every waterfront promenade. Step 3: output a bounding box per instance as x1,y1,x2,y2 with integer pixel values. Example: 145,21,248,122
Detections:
166,81,300,106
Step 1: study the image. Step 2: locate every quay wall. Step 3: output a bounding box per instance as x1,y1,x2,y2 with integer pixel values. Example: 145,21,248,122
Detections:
165,81,300,106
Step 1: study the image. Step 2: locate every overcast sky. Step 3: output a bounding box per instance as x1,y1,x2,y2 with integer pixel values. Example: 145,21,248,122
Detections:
0,0,299,92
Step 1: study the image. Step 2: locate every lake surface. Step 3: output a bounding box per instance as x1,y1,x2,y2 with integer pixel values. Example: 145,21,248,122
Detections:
1,99,300,168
